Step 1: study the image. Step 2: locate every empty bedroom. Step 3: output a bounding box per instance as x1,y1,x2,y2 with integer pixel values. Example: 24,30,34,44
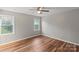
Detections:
0,7,79,52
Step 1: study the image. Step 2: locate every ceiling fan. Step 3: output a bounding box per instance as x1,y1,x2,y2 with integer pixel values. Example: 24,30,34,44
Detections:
30,7,49,14
37,7,49,14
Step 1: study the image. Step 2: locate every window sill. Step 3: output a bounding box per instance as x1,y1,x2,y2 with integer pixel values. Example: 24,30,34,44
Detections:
0,32,15,36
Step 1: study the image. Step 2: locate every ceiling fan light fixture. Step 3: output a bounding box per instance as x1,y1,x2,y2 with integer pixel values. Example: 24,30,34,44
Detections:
37,11,41,14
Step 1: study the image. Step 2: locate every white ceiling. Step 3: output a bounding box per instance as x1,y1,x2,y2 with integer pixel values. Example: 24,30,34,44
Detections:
0,7,78,17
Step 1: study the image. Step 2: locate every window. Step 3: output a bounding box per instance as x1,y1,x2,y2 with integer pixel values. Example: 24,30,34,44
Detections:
34,18,40,31
0,15,14,35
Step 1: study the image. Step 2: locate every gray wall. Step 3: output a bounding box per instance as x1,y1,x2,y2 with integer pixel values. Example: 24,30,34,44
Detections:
42,8,79,44
0,10,41,44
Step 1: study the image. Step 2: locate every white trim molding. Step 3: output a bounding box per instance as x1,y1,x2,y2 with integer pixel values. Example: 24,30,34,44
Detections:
0,34,41,45
42,34,79,46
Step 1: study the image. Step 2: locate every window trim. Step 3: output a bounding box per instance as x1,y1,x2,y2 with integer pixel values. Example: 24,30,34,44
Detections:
34,18,41,31
0,15,15,35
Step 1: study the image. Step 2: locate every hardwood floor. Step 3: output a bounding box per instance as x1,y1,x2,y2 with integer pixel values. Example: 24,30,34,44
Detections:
0,35,79,52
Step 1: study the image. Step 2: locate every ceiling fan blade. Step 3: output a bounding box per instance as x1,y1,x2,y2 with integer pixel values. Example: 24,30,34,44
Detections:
37,7,40,10
41,10,49,12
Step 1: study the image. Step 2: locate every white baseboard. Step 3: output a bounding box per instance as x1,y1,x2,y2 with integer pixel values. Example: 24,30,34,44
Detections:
1,34,79,46
0,34,41,45
42,34,79,46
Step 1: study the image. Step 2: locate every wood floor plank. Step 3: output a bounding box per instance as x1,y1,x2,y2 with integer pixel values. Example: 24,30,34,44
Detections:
0,35,79,52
